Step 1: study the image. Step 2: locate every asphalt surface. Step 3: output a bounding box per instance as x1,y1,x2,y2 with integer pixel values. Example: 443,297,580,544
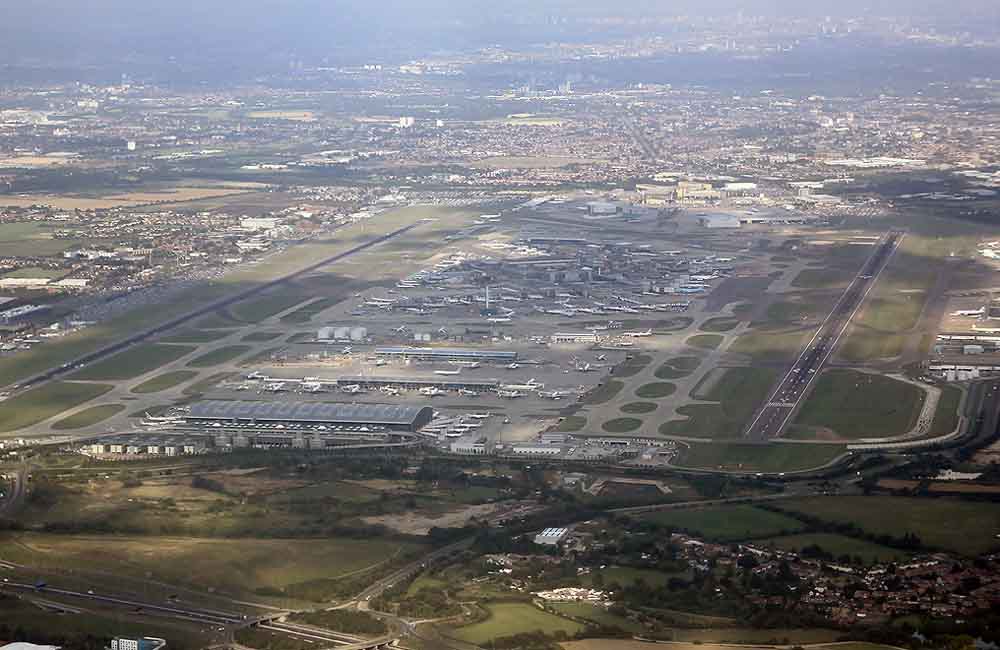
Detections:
744,230,903,440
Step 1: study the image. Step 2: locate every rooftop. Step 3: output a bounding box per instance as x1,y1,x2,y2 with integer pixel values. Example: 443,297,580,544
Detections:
187,400,431,425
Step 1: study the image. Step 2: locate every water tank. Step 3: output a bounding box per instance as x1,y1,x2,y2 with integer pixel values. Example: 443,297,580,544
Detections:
334,326,351,340
317,326,334,341
350,327,367,341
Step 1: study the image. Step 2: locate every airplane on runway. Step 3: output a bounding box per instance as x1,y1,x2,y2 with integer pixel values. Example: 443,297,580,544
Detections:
458,389,480,397
419,386,446,397
341,384,362,394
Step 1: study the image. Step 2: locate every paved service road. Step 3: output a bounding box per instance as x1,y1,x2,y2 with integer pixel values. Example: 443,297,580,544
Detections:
744,230,903,440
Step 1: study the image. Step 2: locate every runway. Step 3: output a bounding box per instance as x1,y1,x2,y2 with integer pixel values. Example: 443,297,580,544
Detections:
744,230,904,440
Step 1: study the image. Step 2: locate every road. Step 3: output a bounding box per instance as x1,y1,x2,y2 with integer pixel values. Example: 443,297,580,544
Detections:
744,230,903,440
0,463,27,517
16,221,424,392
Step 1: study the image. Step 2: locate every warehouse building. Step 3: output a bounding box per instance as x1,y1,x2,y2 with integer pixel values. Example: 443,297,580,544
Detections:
185,400,434,432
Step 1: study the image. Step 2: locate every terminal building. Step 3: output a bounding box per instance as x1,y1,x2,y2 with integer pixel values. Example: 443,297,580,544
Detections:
374,347,517,363
185,400,434,433
336,375,501,393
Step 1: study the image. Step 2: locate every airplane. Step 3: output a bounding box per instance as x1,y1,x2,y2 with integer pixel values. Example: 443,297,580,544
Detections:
505,363,520,370
264,382,287,392
301,382,325,393
623,329,653,337
341,346,353,354
419,386,446,397
468,412,491,419
498,389,522,399
488,317,512,323
434,369,461,376
500,379,544,391
458,388,480,397
393,326,408,334
246,371,266,380
341,384,362,394
538,390,568,400
596,354,607,361
951,307,986,317
143,412,182,423
380,387,400,396
450,361,480,369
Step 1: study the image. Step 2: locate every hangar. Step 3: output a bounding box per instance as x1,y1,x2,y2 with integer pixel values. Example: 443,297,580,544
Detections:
374,346,517,363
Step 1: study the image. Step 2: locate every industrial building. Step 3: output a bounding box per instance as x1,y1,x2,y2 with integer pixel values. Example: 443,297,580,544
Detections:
336,375,501,392
534,527,569,546
374,346,517,363
84,434,210,459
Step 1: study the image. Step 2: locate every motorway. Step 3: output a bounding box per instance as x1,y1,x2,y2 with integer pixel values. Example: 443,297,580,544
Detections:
744,230,904,440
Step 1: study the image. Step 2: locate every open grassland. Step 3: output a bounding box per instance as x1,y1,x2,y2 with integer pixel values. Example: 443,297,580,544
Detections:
791,267,856,289
640,504,805,541
603,417,644,433
674,442,847,473
242,331,283,342
699,317,741,332
183,372,233,396
0,534,424,600
131,370,199,394
614,354,652,379
660,367,777,439
761,533,907,564
621,402,658,414
186,345,252,367
731,324,815,361
69,343,196,381
0,381,112,433
51,404,125,430
550,602,645,634
280,297,338,323
0,222,85,257
636,382,677,399
450,602,585,644
582,380,624,405
775,496,1000,556
793,370,923,440
230,292,313,323
554,416,588,432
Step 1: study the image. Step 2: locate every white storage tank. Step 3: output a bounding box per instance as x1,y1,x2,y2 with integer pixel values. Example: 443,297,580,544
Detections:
317,326,335,341
350,327,367,341
334,326,352,340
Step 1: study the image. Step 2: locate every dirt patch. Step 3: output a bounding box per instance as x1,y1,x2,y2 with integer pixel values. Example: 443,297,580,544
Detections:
362,502,505,535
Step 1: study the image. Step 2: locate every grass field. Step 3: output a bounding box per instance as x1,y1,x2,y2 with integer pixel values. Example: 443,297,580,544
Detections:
160,329,234,344
583,380,624,405
792,268,855,289
614,354,652,379
0,381,113,433
700,317,741,332
186,345,252,367
640,504,805,541
51,404,124,430
731,324,815,361
762,533,906,564
183,372,233,396
554,416,587,432
131,370,199,394
793,370,923,439
231,293,311,323
1,534,424,599
673,442,847,473
69,343,196,381
687,334,724,350
776,496,1000,555
450,602,585,644
242,331,283,342
603,417,643,433
654,357,701,380
550,602,645,634
621,402,658,414
929,385,962,435
660,367,777,439
635,382,676,399
280,297,338,324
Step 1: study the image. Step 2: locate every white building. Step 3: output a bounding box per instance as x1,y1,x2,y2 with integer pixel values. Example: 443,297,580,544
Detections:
534,527,568,546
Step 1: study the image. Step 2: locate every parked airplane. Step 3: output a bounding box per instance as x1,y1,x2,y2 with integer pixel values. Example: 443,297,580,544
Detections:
500,379,544,391
341,384,362,394
505,363,520,370
434,369,461,376
538,390,568,400
623,329,653,337
458,389,480,397
498,389,522,399
419,386,446,397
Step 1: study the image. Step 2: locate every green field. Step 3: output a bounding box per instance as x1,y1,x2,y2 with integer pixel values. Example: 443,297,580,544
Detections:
731,324,814,361
929,385,962,435
603,417,643,433
51,404,125,430
776,496,1000,556
793,370,923,439
0,534,424,600
69,343,196,381
279,297,337,324
583,380,624,405
0,381,113,433
687,334,724,350
635,382,676,399
183,372,233,396
762,533,907,564
2,266,64,279
640,504,804,541
674,442,847,473
553,416,587,432
131,370,199,394
0,222,81,257
160,329,234,344
614,354,652,378
186,345,252,368
661,367,777,439
450,602,585,644
700,317,741,332
621,402,658,414
231,293,311,323
791,268,855,289
550,602,645,634
653,356,702,381
766,299,828,323
242,331,283,342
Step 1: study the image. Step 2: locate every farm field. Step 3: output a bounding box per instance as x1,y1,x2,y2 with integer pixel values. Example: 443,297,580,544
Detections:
69,343,196,381
449,602,585,644
775,496,1000,556
0,381,113,433
761,533,907,564
792,370,923,439
639,504,805,541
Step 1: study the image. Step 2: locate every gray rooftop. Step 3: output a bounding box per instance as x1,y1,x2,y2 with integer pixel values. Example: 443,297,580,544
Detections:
187,400,431,425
